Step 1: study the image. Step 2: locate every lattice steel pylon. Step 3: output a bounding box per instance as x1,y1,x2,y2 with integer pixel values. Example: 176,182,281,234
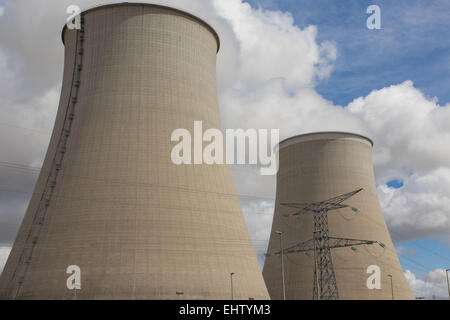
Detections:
278,188,379,300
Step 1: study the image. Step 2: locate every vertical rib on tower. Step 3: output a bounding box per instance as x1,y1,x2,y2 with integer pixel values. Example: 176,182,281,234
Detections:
0,3,269,300
262,132,413,300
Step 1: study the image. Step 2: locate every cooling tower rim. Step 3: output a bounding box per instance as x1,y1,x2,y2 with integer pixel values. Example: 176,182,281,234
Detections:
61,2,221,53
278,131,374,150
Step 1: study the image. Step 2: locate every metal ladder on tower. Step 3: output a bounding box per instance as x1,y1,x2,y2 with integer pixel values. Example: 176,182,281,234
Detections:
7,14,86,299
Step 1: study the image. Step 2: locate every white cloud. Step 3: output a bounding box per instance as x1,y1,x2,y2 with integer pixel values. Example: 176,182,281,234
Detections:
0,48,59,243
220,80,364,140
0,6,4,17
213,1,450,247
347,80,450,175
241,200,274,268
242,200,274,244
0,68,59,168
378,169,450,243
347,80,450,243
213,0,336,91
0,247,12,275
405,269,449,299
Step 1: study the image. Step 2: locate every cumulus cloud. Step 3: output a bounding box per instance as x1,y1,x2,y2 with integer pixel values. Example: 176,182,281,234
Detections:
241,200,274,266
405,269,449,299
347,80,450,176
213,1,450,249
378,169,450,243
212,0,362,209
213,0,337,91
347,81,450,243
0,48,59,246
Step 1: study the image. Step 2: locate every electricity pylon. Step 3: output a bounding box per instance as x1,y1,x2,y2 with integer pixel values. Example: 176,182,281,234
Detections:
278,188,379,300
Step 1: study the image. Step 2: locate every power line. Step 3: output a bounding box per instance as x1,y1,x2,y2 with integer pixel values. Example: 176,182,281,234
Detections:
0,123,52,136
0,190,441,277
281,198,450,265
277,188,376,300
353,207,450,264
272,199,446,279
0,160,276,202
0,161,42,173
0,160,448,266
0,184,447,274
398,253,436,274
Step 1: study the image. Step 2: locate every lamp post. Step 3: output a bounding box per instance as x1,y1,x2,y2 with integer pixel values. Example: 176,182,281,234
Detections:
446,269,450,300
230,272,235,300
387,274,394,300
275,230,286,300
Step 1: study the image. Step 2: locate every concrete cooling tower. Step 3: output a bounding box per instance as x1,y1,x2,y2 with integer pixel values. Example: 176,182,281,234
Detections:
262,132,413,300
0,3,269,299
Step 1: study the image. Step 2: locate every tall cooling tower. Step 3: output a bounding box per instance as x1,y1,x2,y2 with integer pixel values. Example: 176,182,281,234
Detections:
262,132,413,300
0,3,269,300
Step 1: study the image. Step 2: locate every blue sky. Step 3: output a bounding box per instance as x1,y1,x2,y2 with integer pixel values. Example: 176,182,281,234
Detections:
396,239,450,279
246,0,450,284
247,0,450,106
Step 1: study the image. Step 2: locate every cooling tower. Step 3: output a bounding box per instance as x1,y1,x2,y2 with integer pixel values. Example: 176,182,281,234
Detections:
0,3,269,300
262,132,413,300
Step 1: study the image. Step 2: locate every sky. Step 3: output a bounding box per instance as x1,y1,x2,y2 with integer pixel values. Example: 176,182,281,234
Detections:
246,0,450,107
0,0,449,299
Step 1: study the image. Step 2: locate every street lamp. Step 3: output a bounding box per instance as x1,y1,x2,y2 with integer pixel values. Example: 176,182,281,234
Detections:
446,269,450,300
387,274,394,300
230,272,235,300
275,230,286,300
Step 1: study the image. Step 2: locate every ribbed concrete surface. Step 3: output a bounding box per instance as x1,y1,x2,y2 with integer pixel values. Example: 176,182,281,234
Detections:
0,3,269,300
263,132,413,300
